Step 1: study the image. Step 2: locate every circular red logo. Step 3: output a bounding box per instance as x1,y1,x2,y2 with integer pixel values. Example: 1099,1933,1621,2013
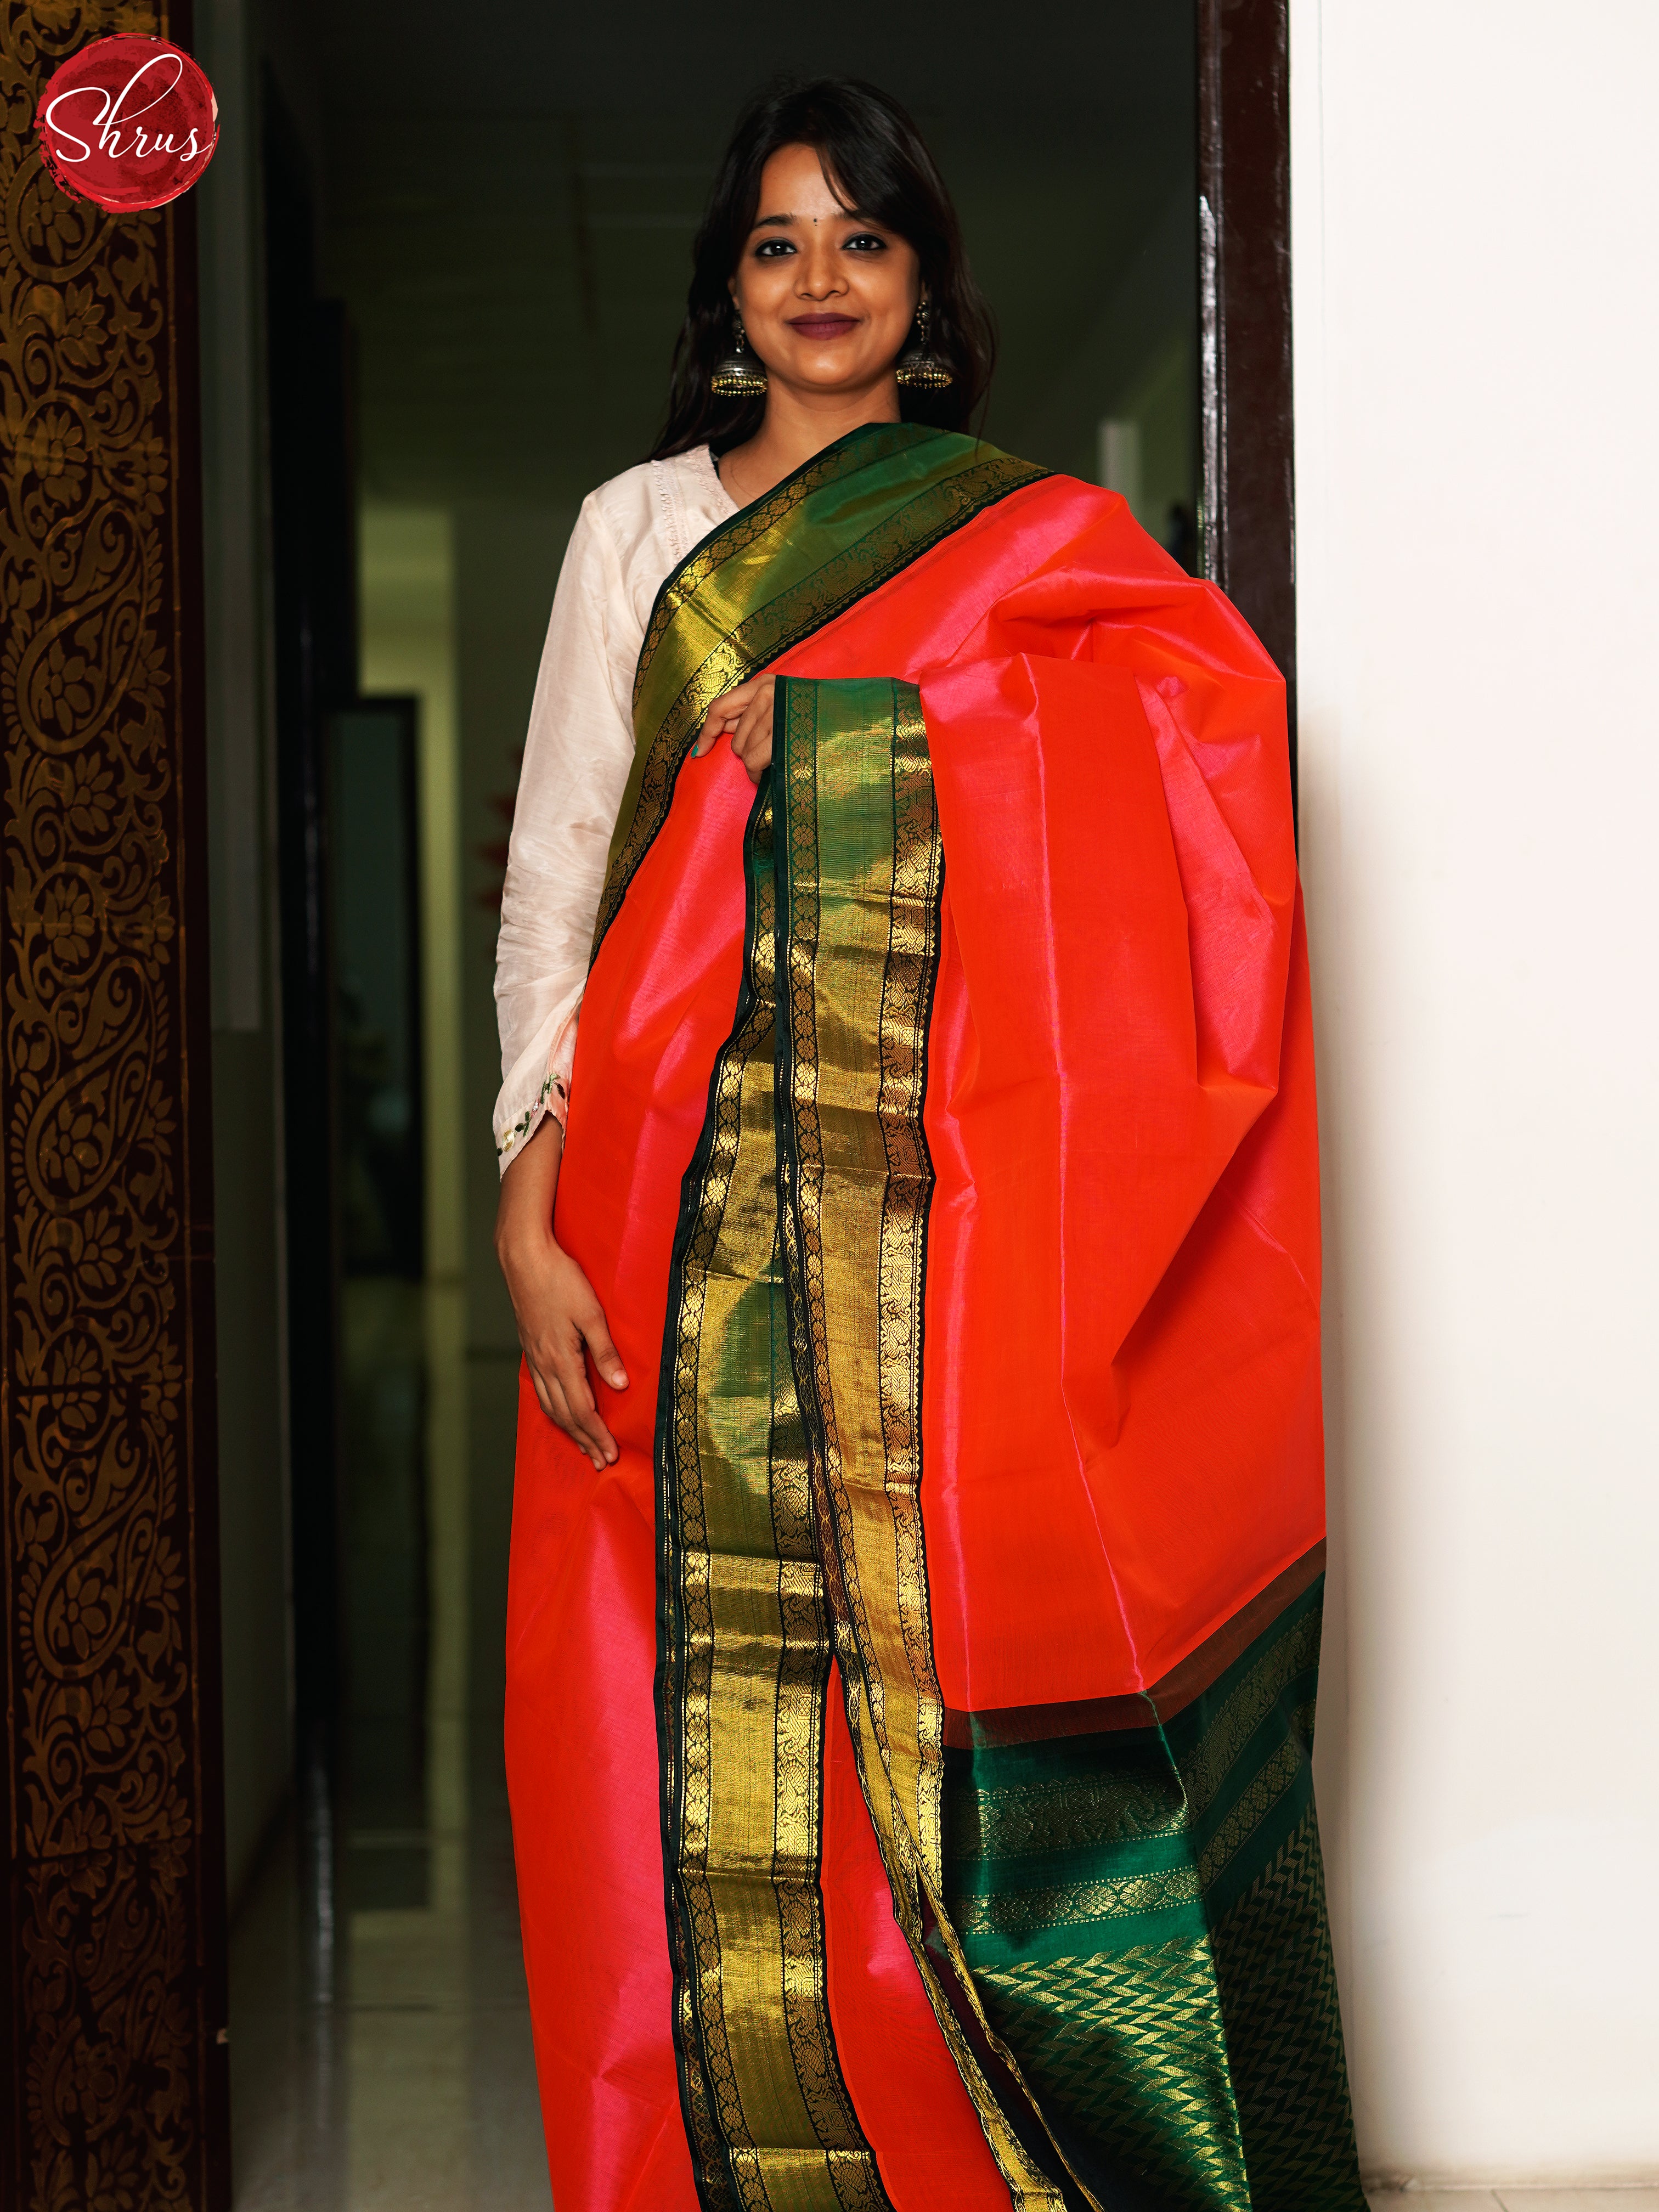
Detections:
35,35,218,213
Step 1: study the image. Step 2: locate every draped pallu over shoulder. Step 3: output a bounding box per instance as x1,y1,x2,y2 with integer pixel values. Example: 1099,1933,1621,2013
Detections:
505,424,1364,2212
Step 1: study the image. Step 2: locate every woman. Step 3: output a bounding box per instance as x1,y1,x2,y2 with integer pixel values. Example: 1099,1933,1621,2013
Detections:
495,77,1363,2212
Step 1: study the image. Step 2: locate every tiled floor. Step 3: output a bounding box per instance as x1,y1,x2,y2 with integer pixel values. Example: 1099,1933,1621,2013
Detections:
228,1282,549,2210
1370,2198,1659,2211
225,1288,1655,2211
227,1769,551,2211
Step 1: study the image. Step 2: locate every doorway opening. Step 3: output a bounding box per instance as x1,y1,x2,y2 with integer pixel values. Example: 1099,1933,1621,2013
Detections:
191,5,1293,2202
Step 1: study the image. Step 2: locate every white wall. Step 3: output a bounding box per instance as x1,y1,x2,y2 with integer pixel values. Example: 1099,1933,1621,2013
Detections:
1293,0,1659,2185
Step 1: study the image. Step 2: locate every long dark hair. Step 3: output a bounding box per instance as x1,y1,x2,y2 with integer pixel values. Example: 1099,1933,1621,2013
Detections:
651,78,996,460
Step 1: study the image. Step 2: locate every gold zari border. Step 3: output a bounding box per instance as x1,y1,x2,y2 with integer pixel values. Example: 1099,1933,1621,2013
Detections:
775,677,1105,2211
595,432,1045,956
656,792,891,2212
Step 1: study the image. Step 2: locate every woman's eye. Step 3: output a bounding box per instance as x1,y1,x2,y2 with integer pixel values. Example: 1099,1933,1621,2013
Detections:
754,238,795,257
844,232,887,252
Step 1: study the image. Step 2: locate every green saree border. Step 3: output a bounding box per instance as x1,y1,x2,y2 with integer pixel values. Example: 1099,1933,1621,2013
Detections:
591,422,1046,958
944,1578,1367,2212
654,779,894,2212
773,675,1081,2210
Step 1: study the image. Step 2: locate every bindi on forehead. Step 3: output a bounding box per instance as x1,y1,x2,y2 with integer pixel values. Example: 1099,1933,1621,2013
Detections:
752,206,867,233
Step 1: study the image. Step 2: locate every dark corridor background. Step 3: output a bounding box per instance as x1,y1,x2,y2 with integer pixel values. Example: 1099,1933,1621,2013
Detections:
323,3,1199,510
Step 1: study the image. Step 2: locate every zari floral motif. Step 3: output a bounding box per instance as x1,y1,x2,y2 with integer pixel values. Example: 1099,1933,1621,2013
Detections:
1,4,223,2207
656,785,891,2211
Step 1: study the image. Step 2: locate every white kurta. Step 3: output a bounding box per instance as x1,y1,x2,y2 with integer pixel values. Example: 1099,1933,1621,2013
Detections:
492,444,736,1171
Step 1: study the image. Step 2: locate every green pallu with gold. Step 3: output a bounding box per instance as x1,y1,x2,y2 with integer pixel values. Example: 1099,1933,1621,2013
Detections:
941,1572,1353,2208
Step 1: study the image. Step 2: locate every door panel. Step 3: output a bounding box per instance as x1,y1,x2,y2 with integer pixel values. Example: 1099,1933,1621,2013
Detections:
1199,0,1299,780
0,4,230,2206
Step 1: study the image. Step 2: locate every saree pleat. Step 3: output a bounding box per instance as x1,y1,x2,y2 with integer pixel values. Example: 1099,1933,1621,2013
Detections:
506,425,1364,2212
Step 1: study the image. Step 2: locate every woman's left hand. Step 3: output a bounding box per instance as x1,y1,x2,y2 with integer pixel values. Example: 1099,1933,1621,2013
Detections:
693,674,775,782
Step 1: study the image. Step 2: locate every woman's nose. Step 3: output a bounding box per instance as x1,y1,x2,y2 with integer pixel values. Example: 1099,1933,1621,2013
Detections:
797,244,845,298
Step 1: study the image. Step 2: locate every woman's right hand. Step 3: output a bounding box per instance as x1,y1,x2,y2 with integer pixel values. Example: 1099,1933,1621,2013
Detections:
494,1115,628,1470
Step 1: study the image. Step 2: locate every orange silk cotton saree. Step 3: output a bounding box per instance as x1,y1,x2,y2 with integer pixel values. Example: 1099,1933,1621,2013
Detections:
505,424,1363,2212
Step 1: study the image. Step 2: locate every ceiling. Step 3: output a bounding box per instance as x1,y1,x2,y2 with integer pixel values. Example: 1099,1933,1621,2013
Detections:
310,0,1197,507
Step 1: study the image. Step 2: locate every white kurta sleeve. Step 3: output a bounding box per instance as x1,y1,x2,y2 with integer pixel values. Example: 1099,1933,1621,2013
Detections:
492,494,637,1172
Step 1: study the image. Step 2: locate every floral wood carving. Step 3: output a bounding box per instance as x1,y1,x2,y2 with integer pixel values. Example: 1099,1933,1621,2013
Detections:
1,4,227,2207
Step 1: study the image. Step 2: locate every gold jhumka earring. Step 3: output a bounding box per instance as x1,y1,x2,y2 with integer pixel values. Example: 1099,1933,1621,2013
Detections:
895,295,952,391
710,310,768,396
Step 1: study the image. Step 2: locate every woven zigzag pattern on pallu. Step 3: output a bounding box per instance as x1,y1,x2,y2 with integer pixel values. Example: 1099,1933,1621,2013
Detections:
979,1943,1245,2212
1209,1809,1362,2211
946,1582,1366,2212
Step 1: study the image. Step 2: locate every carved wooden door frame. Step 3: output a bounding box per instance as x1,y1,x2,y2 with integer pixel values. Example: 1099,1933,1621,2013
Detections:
1199,0,1298,791
0,4,230,2208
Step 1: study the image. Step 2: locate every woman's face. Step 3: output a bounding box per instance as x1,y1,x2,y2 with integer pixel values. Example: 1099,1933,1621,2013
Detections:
730,142,921,398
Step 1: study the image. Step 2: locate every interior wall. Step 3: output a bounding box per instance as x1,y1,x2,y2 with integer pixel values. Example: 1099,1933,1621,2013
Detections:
195,0,292,1909
1291,0,1659,2183
359,509,466,1289
1006,182,1196,511
452,505,582,1719
453,503,580,1357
